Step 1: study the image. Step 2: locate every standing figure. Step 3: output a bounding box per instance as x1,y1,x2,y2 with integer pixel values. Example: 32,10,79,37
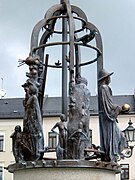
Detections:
23,80,44,160
10,126,24,163
51,114,67,159
98,69,125,162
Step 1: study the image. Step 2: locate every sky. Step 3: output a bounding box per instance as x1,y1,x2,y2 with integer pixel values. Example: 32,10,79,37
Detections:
0,0,135,98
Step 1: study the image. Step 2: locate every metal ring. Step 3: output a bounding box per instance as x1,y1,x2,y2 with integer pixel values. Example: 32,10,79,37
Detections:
32,41,101,55
43,57,99,69
45,15,86,33
32,41,102,68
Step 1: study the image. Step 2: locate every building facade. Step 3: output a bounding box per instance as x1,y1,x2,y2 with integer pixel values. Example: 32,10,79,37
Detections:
0,95,135,180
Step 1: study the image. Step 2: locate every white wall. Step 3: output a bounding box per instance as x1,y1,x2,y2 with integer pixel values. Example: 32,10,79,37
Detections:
1,114,135,180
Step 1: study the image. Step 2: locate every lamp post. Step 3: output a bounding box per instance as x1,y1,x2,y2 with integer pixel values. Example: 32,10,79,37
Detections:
122,120,135,158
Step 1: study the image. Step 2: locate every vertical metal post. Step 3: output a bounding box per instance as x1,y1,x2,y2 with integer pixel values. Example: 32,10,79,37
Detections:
39,54,49,113
62,16,67,118
96,32,103,105
75,44,81,78
97,41,103,79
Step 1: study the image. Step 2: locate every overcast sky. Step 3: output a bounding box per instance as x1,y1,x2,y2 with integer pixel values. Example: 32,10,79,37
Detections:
0,0,135,98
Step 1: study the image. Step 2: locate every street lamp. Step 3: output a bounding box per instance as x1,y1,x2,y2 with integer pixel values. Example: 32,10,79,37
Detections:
122,120,135,158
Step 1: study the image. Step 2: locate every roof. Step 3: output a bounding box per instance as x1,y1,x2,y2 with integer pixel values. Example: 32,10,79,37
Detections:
43,97,63,116
0,98,24,119
0,95,135,119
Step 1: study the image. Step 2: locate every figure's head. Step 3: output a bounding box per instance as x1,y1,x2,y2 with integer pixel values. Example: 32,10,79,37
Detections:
15,125,21,132
105,76,111,85
22,81,29,92
60,114,66,122
98,69,113,84
26,79,40,95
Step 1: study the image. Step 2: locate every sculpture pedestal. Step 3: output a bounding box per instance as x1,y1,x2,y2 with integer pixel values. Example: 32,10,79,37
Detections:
7,160,120,180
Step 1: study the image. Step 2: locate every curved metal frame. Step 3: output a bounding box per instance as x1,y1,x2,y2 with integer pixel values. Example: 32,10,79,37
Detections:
29,0,103,116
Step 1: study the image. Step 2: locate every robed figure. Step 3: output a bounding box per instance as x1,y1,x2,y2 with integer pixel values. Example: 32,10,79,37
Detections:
22,80,44,161
98,69,125,162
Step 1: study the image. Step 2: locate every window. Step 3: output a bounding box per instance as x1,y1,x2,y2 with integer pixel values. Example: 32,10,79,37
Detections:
0,136,4,152
0,166,3,180
121,164,129,180
48,132,57,149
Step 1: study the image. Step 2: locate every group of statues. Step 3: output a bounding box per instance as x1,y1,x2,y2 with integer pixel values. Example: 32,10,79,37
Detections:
9,0,127,165
11,57,126,163
50,69,126,162
11,55,44,163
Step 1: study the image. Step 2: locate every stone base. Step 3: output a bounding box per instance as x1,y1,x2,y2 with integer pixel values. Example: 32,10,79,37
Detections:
7,160,121,180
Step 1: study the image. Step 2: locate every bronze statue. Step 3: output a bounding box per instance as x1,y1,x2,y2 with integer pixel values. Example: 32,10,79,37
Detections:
22,80,44,160
51,114,67,159
10,126,24,163
11,54,45,162
67,76,91,159
98,69,125,162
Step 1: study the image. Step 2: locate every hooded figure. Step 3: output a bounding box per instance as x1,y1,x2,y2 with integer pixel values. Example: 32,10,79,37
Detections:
98,69,125,162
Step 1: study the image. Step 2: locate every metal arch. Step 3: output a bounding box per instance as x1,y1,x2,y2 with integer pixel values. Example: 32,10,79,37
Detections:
37,30,52,62
32,4,66,89
36,3,95,86
38,5,74,61
31,21,55,105
71,5,88,24
85,21,104,137
30,19,48,53
45,15,87,29
85,21,103,73
44,4,88,30
37,28,55,107
36,22,59,109
38,6,68,60
30,0,104,119
30,4,63,53
44,15,87,35
37,19,58,62
85,22,103,87
31,1,102,69
33,6,65,111
44,4,63,19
